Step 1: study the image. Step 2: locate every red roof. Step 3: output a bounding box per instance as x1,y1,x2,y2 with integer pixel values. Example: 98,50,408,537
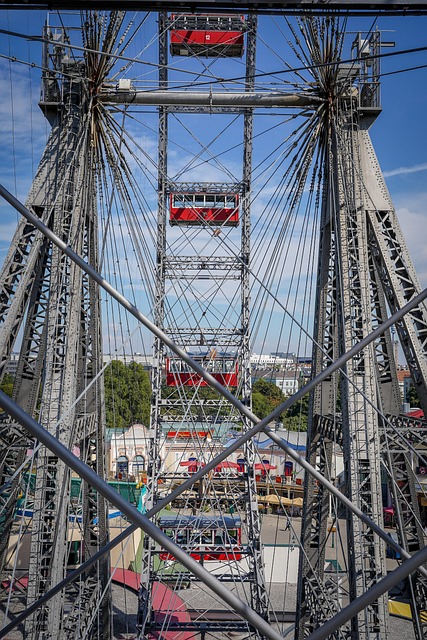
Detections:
408,409,424,419
397,370,411,382
111,571,192,639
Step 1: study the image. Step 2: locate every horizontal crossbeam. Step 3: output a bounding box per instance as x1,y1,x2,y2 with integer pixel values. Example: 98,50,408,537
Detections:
3,0,427,13
99,89,321,108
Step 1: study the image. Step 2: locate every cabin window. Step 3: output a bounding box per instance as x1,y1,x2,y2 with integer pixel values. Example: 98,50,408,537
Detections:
228,530,237,544
201,531,213,545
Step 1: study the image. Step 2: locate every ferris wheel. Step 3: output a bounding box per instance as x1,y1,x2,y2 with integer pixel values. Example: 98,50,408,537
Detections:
0,7,427,640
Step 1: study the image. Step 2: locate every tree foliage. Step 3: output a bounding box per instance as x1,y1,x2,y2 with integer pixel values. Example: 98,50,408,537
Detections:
252,378,308,431
252,379,285,419
104,360,151,429
406,383,420,408
2,366,310,431
0,373,14,411
0,373,14,398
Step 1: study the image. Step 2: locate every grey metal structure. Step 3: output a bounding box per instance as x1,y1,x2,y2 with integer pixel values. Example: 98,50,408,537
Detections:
137,12,270,637
296,27,427,640
0,19,114,640
0,9,427,640
3,0,427,14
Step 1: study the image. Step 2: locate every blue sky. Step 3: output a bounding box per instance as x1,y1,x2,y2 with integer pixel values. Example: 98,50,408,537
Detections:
0,10,426,356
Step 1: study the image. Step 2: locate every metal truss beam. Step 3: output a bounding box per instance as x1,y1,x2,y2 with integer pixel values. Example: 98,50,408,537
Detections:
0,58,110,638
360,128,427,415
3,0,427,14
167,182,243,194
164,256,241,278
138,12,168,632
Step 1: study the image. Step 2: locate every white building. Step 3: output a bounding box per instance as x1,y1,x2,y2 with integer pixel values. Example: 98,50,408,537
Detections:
250,353,295,370
109,423,220,479
109,424,155,479
274,372,300,396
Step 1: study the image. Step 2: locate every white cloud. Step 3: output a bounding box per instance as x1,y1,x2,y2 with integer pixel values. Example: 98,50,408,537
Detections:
383,162,427,178
394,192,427,287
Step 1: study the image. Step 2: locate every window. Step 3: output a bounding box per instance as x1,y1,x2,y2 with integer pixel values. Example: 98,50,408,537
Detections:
214,533,225,545
116,455,129,476
201,531,213,545
132,455,145,476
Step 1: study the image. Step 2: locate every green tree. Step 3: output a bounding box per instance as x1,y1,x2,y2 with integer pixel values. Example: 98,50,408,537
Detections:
251,378,309,431
104,360,151,429
252,391,271,420
406,383,420,408
0,373,14,398
281,393,309,431
0,373,14,411
252,379,286,420
285,393,309,418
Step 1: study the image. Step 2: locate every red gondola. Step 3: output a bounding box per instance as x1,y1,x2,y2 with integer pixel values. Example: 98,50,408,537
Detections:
170,14,245,58
169,192,239,226
158,514,242,561
165,354,238,387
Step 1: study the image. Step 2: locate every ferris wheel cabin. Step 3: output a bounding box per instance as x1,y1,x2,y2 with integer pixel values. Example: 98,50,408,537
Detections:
165,354,238,387
169,192,240,226
158,514,243,561
169,14,246,58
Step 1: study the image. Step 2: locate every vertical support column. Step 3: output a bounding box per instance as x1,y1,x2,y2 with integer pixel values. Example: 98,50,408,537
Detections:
335,118,388,639
21,66,110,640
357,122,427,640
240,14,269,625
297,141,343,636
24,72,88,639
359,125,427,416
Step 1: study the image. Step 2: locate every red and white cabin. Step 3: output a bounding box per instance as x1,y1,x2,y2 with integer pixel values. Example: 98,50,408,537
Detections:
158,514,243,561
165,355,238,387
169,192,239,226
170,14,245,58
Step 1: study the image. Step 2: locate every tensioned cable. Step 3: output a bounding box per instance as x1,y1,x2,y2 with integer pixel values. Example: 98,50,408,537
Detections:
148,41,427,91
0,27,221,82
156,86,418,484
3,24,427,92
171,112,241,182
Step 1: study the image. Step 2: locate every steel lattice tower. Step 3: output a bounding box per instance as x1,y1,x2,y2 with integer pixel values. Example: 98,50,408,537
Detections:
296,28,427,640
0,18,117,639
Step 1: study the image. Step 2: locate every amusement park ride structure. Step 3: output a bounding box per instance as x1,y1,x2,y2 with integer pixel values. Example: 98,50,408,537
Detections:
0,5,427,640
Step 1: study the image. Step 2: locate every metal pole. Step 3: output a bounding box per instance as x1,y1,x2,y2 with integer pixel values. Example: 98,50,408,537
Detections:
263,424,427,576
98,89,321,108
307,544,427,640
